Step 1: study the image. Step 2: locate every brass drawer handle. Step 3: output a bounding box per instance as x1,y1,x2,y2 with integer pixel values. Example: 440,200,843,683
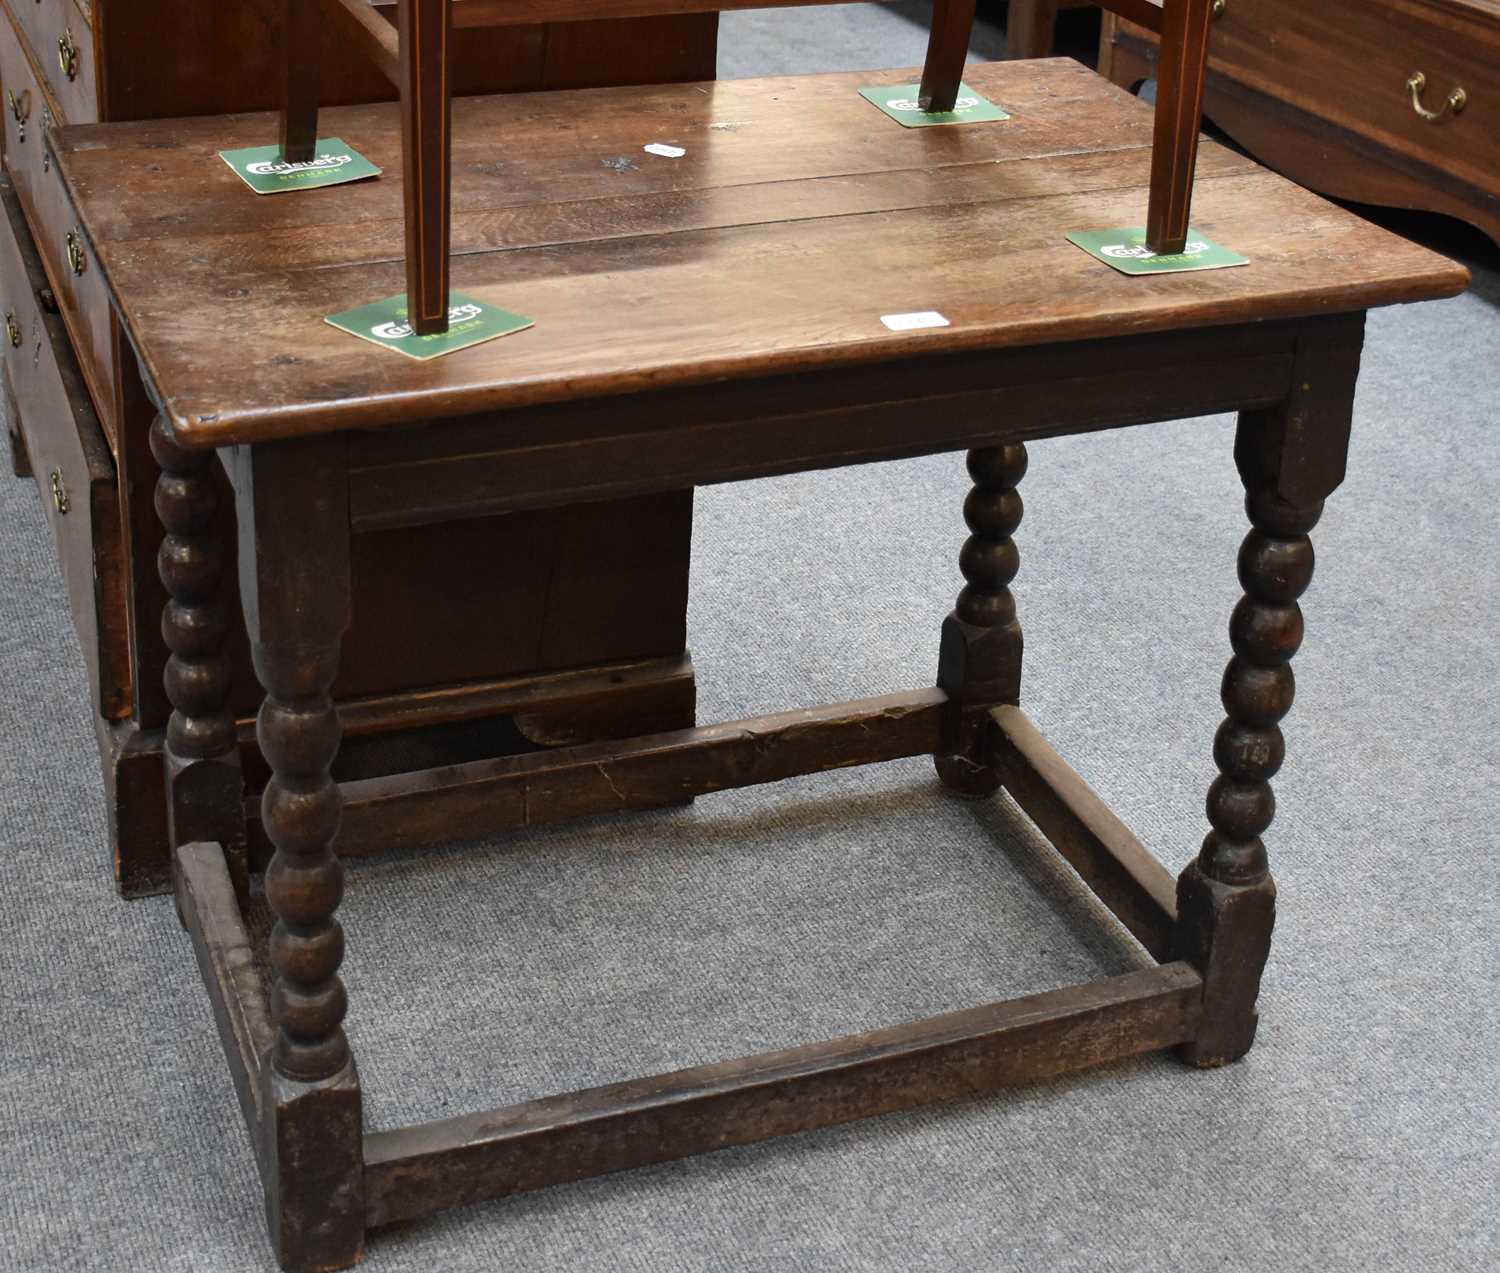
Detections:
57,29,79,82
1407,71,1467,121
50,467,69,515
7,88,29,142
65,229,85,276
5,312,20,348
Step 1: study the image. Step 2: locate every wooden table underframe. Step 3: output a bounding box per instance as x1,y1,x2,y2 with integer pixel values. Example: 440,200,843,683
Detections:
52,58,1467,1272
160,304,1359,1270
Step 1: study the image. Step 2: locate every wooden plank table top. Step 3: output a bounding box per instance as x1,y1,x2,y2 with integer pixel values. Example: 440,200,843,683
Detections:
51,58,1467,449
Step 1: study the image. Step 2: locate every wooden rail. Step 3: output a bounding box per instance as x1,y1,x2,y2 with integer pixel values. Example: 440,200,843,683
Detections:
364,962,1202,1226
176,843,274,1150
322,688,950,859
332,0,400,86
989,705,1179,958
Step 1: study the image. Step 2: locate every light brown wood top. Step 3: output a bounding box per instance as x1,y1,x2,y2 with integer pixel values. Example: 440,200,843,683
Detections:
52,59,1467,448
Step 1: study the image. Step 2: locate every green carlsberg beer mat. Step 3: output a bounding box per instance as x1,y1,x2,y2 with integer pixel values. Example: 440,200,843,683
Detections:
325,292,534,361
858,83,1009,128
1066,227,1250,276
220,138,381,195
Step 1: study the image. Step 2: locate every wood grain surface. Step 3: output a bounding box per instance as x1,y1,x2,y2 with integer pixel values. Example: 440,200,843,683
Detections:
51,59,1467,447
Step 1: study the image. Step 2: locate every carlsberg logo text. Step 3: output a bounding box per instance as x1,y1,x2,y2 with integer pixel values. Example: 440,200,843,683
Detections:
1101,240,1211,261
372,303,485,340
888,95,980,113
246,152,354,176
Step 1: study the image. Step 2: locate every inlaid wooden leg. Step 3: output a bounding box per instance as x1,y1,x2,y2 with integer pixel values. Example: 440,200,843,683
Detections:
280,0,321,163
1145,0,1214,254
918,0,977,112
151,415,247,903
400,0,453,335
1176,312,1366,1067
935,443,1026,797
231,438,364,1273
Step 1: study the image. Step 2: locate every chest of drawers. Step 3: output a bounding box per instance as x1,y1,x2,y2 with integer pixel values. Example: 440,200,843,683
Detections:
1101,0,1500,246
1,0,716,895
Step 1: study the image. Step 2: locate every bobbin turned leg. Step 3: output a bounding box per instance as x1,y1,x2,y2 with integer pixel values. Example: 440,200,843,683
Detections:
1176,312,1365,1067
151,415,247,904
935,443,1026,797
230,438,364,1273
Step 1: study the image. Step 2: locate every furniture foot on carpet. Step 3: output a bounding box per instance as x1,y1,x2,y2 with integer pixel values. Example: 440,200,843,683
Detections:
936,443,1026,798
1175,312,1363,1067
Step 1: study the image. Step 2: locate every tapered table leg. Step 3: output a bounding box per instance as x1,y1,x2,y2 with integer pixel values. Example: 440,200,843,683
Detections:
1145,0,1214,254
280,0,321,163
935,443,1027,797
231,437,364,1273
151,415,247,903
1176,312,1366,1066
400,0,453,334
918,0,978,112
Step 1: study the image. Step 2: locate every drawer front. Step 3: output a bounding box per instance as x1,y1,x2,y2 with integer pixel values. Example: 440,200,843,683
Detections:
17,0,95,122
1208,0,1500,197
1,175,129,719
0,4,59,229
7,0,58,94
0,12,115,445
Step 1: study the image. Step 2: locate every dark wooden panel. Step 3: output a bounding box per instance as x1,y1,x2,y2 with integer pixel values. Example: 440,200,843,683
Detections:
364,963,1203,1227
336,491,692,694
93,0,716,121
344,329,1294,527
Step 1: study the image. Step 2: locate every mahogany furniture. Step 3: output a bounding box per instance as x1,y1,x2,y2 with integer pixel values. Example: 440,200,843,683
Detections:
291,0,1217,334
1017,0,1500,247
1006,0,1099,59
1,0,713,896
52,56,1465,1273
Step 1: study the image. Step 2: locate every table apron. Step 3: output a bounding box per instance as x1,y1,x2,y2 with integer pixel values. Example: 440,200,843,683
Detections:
345,326,1307,532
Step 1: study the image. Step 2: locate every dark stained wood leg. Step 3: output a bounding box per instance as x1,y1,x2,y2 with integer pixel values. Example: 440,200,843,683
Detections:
231,438,364,1273
400,0,453,335
280,0,322,164
1006,0,1059,60
1145,0,1214,254
935,443,1026,797
1176,313,1365,1066
918,0,977,112
151,415,247,904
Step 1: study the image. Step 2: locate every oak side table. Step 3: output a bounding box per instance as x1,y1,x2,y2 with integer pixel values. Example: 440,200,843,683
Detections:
51,58,1466,1273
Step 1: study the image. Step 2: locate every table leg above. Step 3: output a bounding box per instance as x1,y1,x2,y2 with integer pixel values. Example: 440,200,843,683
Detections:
935,443,1027,797
228,437,365,1271
1176,312,1366,1067
280,0,322,163
151,415,247,902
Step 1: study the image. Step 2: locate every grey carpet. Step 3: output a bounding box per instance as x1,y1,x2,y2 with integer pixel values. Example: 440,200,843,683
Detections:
4,7,1499,1271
